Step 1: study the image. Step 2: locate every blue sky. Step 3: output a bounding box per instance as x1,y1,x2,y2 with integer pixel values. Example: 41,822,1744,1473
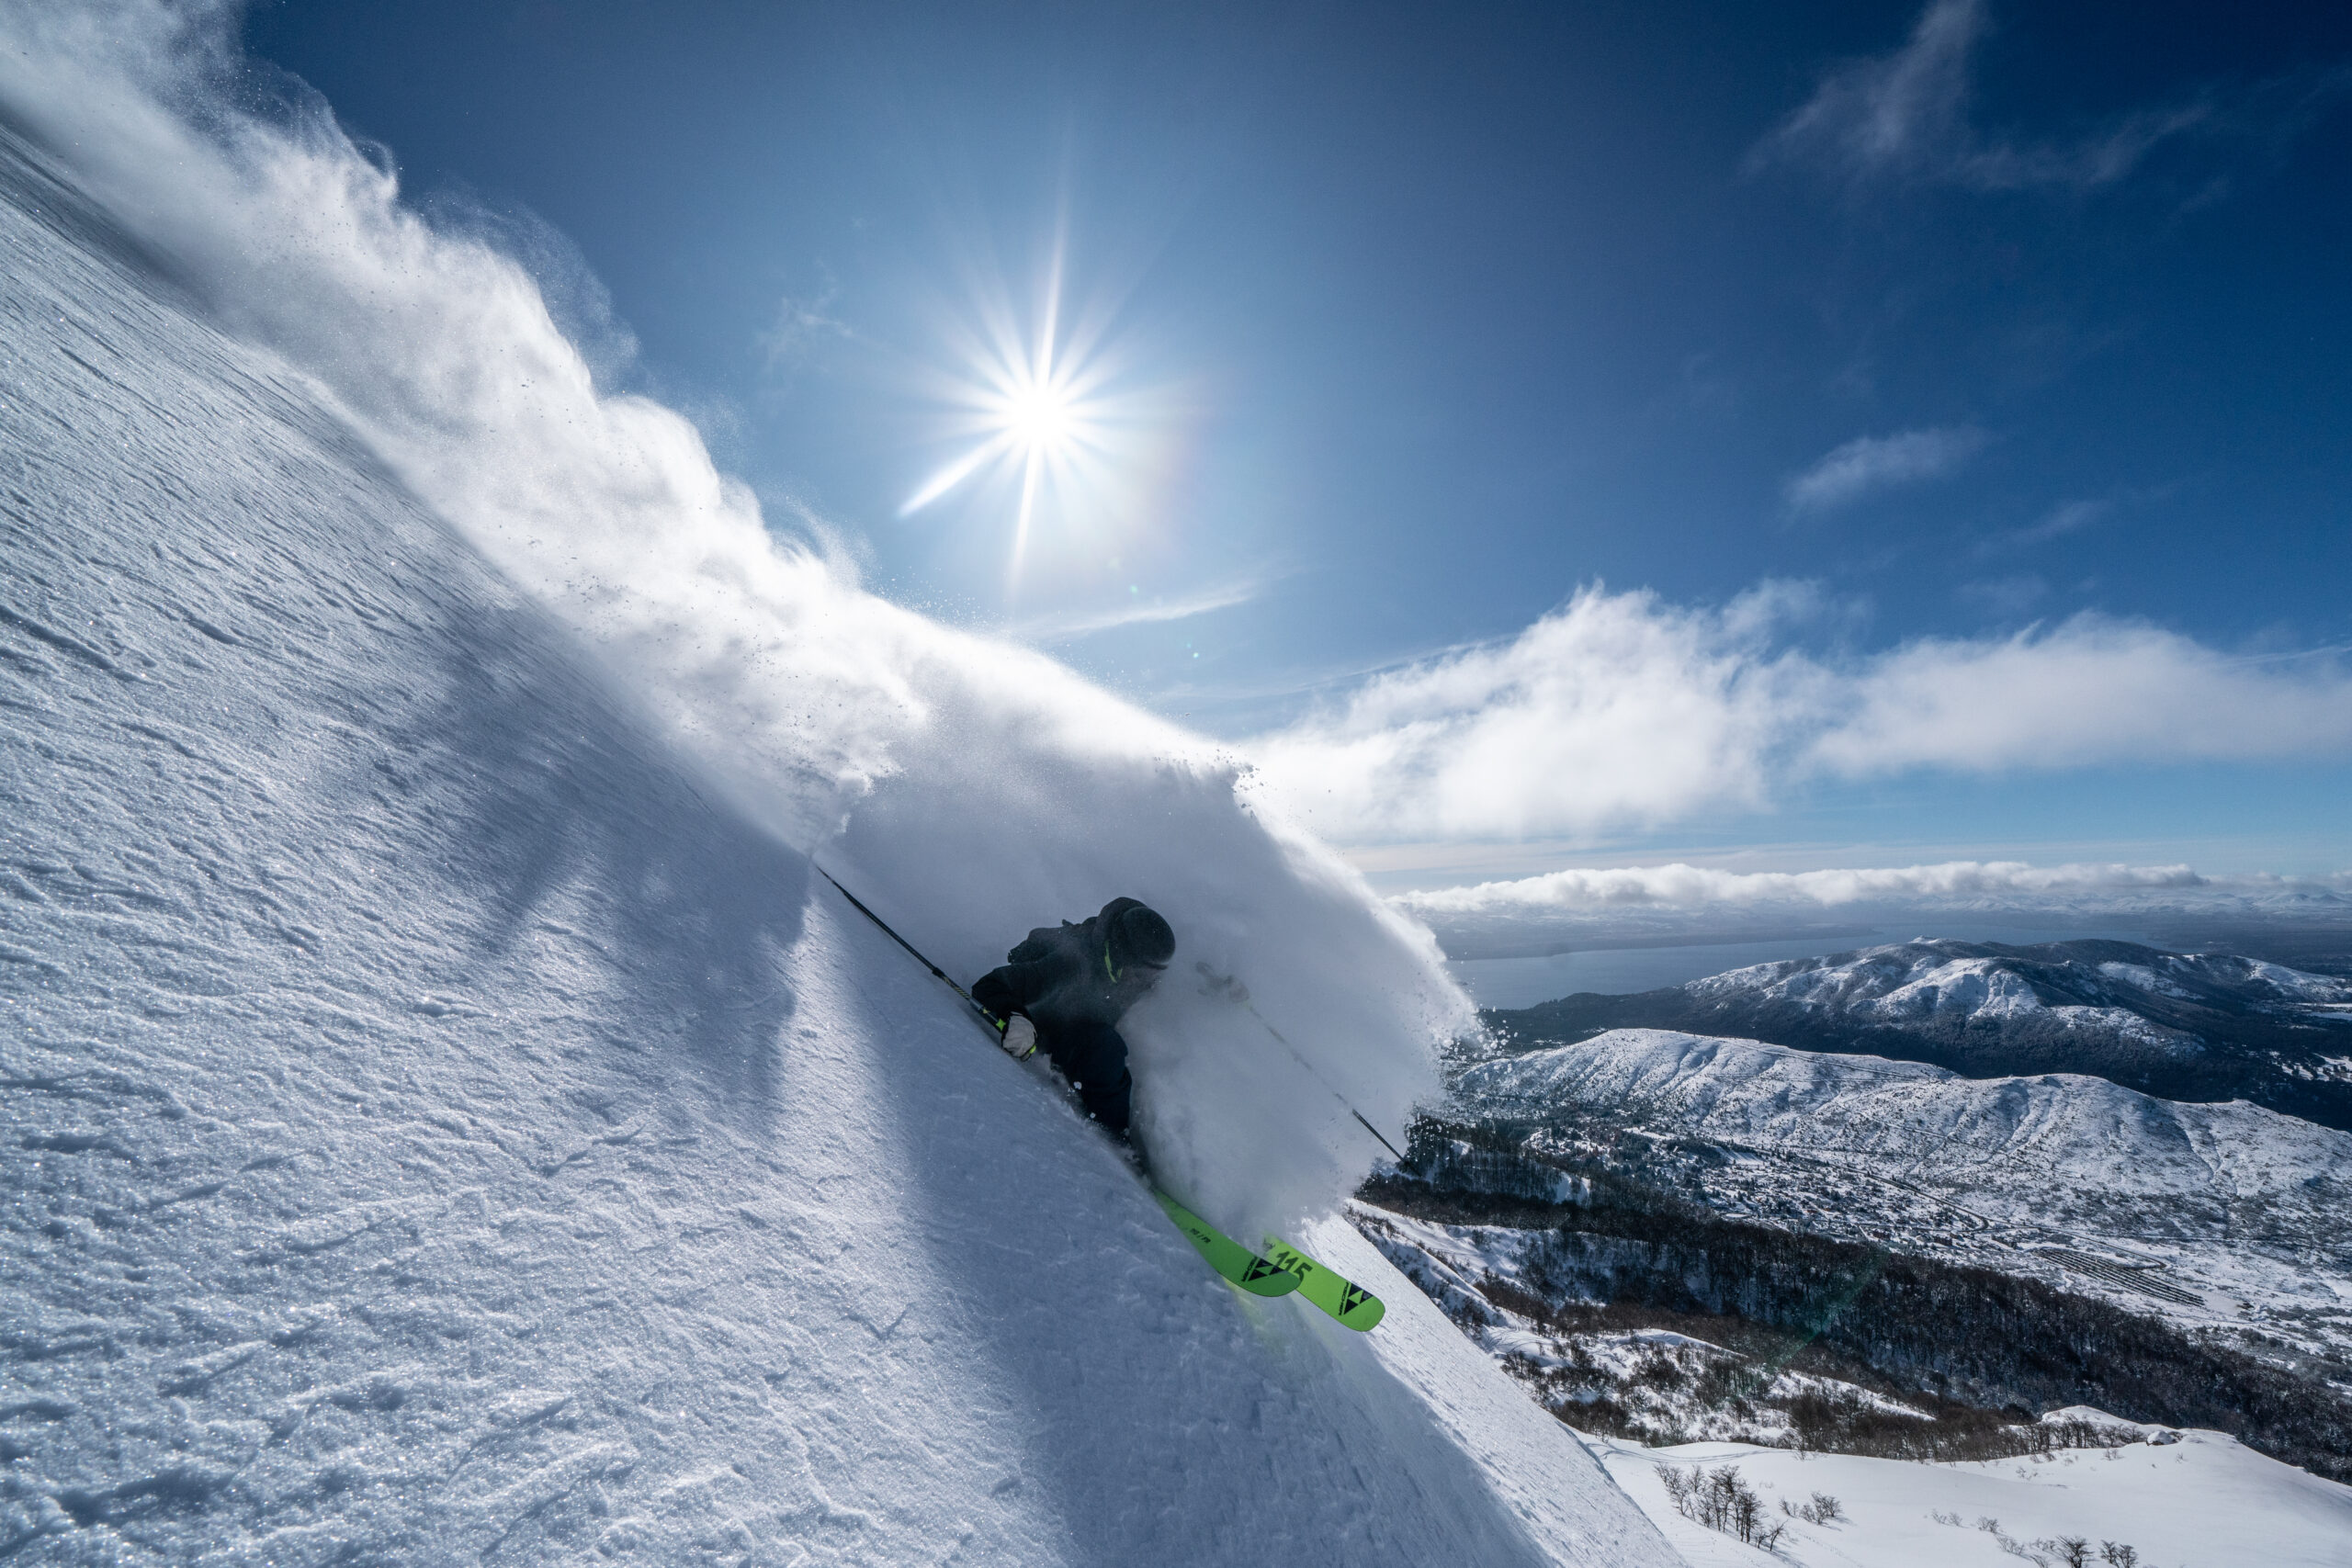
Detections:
240,0,2352,881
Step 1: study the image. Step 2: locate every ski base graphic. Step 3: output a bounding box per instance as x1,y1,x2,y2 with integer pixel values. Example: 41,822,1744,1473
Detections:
1153,1190,1300,1298
1262,1236,1386,1331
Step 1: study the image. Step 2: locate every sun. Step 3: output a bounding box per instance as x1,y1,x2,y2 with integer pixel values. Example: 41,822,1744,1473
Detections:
1001,376,1079,454
898,233,1152,590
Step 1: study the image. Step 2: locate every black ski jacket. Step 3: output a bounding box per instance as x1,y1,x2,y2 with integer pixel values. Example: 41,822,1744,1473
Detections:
970,898,1164,1033
971,898,1170,1135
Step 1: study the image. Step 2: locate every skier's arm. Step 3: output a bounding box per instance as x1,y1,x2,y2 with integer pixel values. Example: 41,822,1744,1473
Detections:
1005,923,1069,965
971,956,1060,1020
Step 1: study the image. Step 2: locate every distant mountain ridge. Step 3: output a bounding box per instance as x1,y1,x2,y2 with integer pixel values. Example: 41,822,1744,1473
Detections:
1456,1030,2352,1292
1487,939,2352,1131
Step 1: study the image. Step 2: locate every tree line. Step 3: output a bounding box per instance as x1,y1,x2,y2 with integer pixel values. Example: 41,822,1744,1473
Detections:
1361,1118,2352,1483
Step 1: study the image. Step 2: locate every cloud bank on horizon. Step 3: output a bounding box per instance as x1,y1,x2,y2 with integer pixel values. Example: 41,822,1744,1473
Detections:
1401,858,2345,917
1395,858,2352,957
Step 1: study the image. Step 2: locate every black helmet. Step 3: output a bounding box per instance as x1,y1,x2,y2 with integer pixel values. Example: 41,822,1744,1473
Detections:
1101,897,1175,971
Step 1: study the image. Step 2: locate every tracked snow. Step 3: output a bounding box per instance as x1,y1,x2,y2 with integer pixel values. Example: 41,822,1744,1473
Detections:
0,47,1678,1568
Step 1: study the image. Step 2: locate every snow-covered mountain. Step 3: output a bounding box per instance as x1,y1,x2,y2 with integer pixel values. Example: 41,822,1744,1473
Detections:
1491,939,2352,1131
1454,1029,2352,1359
0,25,1678,1565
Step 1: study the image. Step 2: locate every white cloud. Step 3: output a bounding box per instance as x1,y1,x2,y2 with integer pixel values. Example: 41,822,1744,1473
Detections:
1812,617,2352,773
1784,425,1987,514
1751,0,2211,193
1001,571,1273,644
1247,585,1816,842
1247,585,2352,844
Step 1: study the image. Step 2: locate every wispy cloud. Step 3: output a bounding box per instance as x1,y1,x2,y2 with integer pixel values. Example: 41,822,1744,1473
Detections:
758,276,848,369
1784,425,1988,514
1954,572,2047,616
1247,583,2352,844
1750,0,2211,193
1975,498,2109,558
1000,571,1274,644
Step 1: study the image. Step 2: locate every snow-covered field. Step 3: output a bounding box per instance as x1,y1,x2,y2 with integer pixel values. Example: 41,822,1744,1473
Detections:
0,15,1680,1562
1591,1417,2352,1568
1458,1030,2352,1358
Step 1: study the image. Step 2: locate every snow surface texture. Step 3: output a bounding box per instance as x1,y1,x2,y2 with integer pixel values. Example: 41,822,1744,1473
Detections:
1595,1420,2352,1568
0,32,1679,1568
1460,1030,2352,1357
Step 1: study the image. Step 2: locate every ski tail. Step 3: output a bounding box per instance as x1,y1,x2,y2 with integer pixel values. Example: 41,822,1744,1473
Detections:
1262,1235,1386,1331
1153,1191,1299,1298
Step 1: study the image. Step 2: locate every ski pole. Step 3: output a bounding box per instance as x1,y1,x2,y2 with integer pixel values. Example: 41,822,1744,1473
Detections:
1219,981,1408,1164
812,862,994,1026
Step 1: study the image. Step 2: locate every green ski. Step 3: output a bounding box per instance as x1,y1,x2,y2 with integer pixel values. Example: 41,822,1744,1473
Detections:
1262,1235,1386,1331
1154,1190,1300,1297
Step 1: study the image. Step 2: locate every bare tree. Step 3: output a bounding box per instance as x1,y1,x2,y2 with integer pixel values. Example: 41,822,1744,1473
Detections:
1659,1464,1783,1548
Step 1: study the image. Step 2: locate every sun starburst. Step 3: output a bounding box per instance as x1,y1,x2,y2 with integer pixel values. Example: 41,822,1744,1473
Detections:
899,233,1152,590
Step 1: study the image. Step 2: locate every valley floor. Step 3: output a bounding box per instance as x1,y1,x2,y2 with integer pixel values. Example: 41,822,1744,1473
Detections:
1589,1418,2352,1568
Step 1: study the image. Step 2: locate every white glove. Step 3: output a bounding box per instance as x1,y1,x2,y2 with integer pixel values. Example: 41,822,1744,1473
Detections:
1000,1014,1039,1060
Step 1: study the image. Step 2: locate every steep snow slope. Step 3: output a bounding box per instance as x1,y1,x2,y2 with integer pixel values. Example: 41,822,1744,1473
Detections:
1493,940,2352,1131
0,85,1676,1568
1459,1030,2352,1355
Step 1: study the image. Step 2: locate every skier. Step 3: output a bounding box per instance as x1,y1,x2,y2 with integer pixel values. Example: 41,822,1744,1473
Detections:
970,897,1176,1140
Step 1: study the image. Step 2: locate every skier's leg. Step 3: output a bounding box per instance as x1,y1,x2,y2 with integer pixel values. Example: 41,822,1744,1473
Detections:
1042,1021,1132,1136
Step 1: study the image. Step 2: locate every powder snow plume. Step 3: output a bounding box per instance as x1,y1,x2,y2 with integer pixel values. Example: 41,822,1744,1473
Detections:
0,0,1460,1233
